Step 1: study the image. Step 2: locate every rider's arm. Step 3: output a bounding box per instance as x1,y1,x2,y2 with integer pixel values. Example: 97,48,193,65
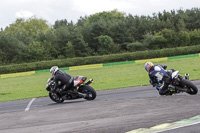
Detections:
53,76,59,90
149,74,157,87
149,79,156,87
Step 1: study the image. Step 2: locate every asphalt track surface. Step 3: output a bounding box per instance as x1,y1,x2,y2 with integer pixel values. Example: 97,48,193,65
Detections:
0,80,200,133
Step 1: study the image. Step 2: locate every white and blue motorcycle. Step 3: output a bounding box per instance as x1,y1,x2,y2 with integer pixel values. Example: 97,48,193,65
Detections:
155,71,198,95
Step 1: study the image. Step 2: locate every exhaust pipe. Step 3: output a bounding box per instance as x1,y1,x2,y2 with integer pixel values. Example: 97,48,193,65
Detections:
85,79,93,85
185,73,189,80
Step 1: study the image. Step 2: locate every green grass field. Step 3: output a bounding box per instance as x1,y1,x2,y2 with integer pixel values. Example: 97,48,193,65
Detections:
0,57,200,102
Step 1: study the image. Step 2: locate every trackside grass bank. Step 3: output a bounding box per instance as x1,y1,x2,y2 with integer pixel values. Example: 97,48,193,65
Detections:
0,57,200,102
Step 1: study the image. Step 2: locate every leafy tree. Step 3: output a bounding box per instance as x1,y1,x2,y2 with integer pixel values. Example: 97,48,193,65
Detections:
70,27,90,57
27,41,46,61
185,8,200,30
0,33,27,63
87,9,125,23
126,41,144,52
142,33,155,48
97,35,119,55
0,49,5,64
64,41,75,58
112,19,134,45
54,19,68,29
153,33,167,49
189,29,200,45
54,26,71,57
160,28,176,47
82,10,126,52
4,17,50,45
35,31,46,42
177,31,190,46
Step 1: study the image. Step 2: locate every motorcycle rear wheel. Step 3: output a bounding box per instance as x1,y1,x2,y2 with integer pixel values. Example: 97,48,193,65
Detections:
78,85,96,100
179,79,198,95
49,92,64,103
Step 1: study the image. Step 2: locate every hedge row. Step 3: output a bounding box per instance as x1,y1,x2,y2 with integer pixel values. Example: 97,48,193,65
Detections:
0,45,200,74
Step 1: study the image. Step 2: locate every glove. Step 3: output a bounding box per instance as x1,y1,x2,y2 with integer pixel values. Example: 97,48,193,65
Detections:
163,64,167,70
46,86,50,91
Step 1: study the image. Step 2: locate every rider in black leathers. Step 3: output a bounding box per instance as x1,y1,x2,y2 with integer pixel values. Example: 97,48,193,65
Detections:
50,66,74,93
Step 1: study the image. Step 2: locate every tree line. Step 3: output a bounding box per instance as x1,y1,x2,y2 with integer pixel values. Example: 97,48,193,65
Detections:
0,8,200,64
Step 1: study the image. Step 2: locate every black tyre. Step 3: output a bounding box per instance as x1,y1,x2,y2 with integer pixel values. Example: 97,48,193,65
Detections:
78,85,96,100
49,92,64,103
179,79,198,95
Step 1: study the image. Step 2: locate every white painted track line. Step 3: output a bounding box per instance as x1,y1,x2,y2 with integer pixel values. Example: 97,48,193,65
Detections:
25,98,36,111
154,121,200,133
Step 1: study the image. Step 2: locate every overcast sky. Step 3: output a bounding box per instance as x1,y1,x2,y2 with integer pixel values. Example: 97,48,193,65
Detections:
1,0,199,29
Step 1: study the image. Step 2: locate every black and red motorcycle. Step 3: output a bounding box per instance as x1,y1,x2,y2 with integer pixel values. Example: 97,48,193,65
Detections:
46,76,96,103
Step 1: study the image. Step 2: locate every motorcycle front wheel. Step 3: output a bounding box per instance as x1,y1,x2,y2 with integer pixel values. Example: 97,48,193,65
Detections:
49,92,64,103
179,79,198,95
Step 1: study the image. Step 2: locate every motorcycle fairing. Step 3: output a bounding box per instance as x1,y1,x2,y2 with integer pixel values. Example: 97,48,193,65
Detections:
74,76,87,87
150,65,169,80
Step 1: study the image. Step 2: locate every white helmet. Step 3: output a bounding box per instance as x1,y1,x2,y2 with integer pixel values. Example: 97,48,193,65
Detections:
50,66,59,75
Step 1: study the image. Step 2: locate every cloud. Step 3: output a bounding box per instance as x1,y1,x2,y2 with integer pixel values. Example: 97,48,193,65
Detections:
72,0,133,15
15,10,34,18
0,0,200,29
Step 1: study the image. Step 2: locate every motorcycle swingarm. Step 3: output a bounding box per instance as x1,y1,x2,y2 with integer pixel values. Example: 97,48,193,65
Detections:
176,87,188,92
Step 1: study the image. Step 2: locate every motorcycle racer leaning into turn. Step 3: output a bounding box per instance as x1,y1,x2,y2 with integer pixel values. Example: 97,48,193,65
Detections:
49,66,74,93
145,62,175,95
